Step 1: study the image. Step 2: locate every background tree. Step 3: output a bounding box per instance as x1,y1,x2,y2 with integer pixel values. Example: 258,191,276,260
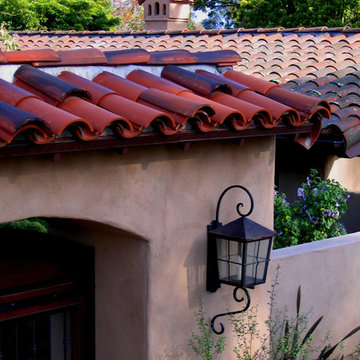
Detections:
0,0,120,31
193,0,360,29
112,0,145,31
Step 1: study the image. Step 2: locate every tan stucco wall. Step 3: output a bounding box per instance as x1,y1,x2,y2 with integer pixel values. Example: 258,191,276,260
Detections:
0,137,275,359
270,232,360,358
325,155,360,193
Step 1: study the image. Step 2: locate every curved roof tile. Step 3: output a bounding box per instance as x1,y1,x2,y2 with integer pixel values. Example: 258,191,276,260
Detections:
1,27,359,157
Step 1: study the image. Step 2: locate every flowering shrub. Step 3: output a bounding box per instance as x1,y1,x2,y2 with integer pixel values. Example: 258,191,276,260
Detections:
274,169,349,249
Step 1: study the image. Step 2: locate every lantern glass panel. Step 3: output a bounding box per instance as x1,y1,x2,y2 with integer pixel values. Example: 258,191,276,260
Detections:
244,238,271,286
216,238,244,285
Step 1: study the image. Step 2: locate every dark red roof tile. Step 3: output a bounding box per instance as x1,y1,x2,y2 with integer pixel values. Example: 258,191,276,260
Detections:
0,100,50,146
2,27,359,155
224,70,280,94
104,49,150,65
161,65,232,96
4,49,60,63
192,50,241,65
14,65,91,104
57,96,137,138
0,52,7,63
209,91,271,129
33,48,107,66
148,49,196,64
0,78,95,141
266,86,330,121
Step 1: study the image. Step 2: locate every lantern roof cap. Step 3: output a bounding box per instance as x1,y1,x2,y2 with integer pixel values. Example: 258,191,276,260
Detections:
209,217,276,242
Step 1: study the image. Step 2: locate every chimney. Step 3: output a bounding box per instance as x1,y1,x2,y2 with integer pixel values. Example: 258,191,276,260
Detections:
139,0,193,31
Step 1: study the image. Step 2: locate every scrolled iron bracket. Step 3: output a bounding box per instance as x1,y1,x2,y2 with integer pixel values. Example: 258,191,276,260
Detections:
214,185,254,227
210,287,251,334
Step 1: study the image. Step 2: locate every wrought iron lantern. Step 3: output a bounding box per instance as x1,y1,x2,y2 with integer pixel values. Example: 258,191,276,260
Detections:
206,185,276,334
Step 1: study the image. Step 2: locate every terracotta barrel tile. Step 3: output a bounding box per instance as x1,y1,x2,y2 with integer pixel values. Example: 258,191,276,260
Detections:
333,106,360,122
237,89,300,126
179,91,245,127
5,49,60,63
58,71,173,132
162,65,231,96
98,93,174,132
266,86,330,118
0,99,51,145
104,49,150,65
0,52,7,63
289,82,318,94
224,69,280,95
58,71,116,104
333,83,360,98
192,50,241,65
93,71,146,101
127,69,187,95
343,122,360,158
294,113,322,149
195,69,249,97
311,74,338,87
14,65,91,103
0,79,38,107
58,96,137,138
13,78,59,106
308,67,338,79
209,91,272,129
34,48,108,66
16,96,96,141
139,88,214,124
148,50,196,64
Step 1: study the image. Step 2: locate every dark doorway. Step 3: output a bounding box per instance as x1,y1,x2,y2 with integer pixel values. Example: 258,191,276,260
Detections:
0,228,95,360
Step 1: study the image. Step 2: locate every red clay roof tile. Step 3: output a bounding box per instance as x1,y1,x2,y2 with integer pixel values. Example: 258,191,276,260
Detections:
1,27,359,156
104,49,150,65
14,65,91,104
5,49,60,63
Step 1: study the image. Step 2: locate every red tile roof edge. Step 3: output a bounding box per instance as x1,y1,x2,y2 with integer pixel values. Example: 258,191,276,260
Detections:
11,27,360,37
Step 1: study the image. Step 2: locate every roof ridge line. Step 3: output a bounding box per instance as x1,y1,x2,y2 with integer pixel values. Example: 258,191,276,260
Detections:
11,26,360,37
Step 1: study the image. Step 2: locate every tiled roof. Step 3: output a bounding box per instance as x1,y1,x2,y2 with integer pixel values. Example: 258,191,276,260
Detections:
0,43,328,158
12,26,360,158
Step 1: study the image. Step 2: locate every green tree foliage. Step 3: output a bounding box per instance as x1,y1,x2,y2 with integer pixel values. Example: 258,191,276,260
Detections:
0,0,121,31
193,0,360,29
0,22,19,50
273,169,349,249
0,218,48,233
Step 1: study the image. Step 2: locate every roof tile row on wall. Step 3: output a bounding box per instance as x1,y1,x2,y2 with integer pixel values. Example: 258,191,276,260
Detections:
0,56,327,150
2,27,360,157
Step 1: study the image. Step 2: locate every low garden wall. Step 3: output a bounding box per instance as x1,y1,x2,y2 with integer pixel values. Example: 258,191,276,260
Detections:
267,232,360,357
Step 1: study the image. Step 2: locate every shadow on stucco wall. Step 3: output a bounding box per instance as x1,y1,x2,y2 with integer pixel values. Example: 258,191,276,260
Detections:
184,235,207,309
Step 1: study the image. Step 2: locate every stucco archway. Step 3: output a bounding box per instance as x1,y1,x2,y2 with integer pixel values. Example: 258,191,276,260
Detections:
0,218,149,360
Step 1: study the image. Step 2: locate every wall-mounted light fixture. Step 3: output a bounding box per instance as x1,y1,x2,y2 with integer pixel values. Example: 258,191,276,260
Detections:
206,185,276,334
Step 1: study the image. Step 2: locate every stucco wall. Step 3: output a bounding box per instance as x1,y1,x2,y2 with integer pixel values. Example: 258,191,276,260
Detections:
269,232,360,358
0,137,275,359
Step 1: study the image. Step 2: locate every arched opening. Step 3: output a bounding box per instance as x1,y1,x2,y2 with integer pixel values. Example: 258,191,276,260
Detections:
0,217,150,359
155,2,160,15
48,218,150,359
0,227,95,360
148,3,152,16
163,3,166,15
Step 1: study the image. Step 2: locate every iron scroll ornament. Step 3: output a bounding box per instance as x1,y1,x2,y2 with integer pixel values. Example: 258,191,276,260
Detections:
211,287,251,334
214,185,254,227
208,185,254,334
